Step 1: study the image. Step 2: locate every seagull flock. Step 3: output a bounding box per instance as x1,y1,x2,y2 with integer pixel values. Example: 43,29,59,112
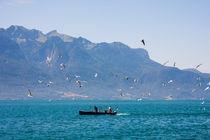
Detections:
23,39,209,110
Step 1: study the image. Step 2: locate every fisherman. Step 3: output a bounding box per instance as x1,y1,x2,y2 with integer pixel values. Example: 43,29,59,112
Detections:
108,106,112,113
94,106,98,112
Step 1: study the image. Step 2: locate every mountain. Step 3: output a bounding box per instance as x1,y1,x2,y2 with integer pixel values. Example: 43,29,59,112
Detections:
0,25,210,100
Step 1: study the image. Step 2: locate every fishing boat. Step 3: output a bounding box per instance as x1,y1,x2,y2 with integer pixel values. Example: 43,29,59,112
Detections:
79,110,117,115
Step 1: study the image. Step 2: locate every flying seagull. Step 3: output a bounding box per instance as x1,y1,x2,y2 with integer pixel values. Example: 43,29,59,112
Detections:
38,80,43,84
196,64,202,69
58,54,62,58
191,89,196,93
60,63,66,68
141,40,145,46
66,77,70,81
94,73,98,78
76,80,86,88
46,57,52,67
168,80,173,84
133,79,138,83
117,88,122,92
197,83,202,87
27,89,33,97
74,75,80,78
204,86,209,91
162,83,167,87
163,61,169,66
137,98,142,101
173,62,176,67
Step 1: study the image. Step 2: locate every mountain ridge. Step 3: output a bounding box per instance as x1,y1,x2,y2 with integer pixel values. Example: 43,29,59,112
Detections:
0,25,209,100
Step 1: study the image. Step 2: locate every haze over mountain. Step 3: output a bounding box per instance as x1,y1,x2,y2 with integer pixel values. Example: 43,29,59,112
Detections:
0,25,209,100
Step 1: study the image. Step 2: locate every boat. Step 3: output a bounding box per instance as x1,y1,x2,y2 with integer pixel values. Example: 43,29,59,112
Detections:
79,110,117,115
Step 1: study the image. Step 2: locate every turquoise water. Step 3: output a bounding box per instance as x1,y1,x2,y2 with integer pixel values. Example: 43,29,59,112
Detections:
0,100,209,139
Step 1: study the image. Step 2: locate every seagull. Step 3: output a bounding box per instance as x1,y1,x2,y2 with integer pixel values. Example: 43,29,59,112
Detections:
79,84,83,88
191,89,196,93
197,83,202,87
133,79,138,83
125,76,129,80
117,88,122,92
60,63,65,68
137,98,142,101
204,86,209,91
207,82,210,86
75,75,80,78
195,64,202,69
94,73,98,78
76,80,86,88
58,54,62,58
76,80,82,87
27,89,33,97
162,83,167,87
48,81,53,84
141,39,145,46
130,86,134,89
46,83,50,87
173,62,176,67
38,80,43,84
76,80,81,85
163,61,169,66
201,101,205,104
66,77,70,81
165,95,173,100
60,68,64,71
46,57,52,67
148,92,151,96
168,80,173,84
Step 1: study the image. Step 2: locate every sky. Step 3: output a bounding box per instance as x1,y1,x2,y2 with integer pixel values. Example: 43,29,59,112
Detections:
0,0,210,73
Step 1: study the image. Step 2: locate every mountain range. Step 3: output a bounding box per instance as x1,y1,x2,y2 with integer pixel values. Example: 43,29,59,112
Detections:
0,25,209,100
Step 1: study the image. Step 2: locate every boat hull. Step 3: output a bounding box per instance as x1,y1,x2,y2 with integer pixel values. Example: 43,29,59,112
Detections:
79,111,117,115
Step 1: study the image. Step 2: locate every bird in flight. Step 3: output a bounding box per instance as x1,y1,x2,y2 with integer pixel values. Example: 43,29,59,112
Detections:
173,62,176,67
195,64,202,69
94,73,98,78
141,40,145,46
27,89,33,97
163,61,169,66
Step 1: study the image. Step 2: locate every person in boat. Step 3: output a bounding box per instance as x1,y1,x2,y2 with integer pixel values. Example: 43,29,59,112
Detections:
94,106,98,112
108,106,112,113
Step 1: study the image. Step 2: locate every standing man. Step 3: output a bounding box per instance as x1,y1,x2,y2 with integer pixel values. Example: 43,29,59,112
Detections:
108,106,112,113
94,106,98,112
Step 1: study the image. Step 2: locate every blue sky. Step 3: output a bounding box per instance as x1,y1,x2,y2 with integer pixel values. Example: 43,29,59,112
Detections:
0,0,210,73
